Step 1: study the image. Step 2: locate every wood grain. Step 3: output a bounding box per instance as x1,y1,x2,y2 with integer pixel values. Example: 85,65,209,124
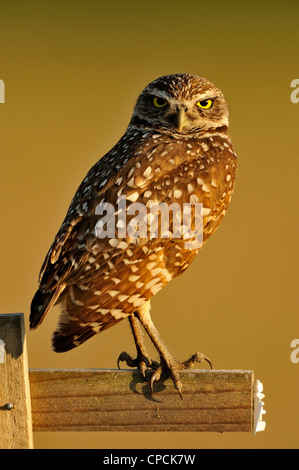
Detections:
29,368,254,432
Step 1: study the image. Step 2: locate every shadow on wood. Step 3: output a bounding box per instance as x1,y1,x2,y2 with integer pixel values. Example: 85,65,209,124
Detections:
29,368,254,432
0,313,265,448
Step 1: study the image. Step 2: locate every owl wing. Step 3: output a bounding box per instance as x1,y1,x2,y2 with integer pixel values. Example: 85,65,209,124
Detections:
30,154,116,328
30,213,86,328
30,134,171,326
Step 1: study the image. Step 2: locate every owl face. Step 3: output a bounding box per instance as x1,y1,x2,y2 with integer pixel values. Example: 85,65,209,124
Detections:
131,74,229,135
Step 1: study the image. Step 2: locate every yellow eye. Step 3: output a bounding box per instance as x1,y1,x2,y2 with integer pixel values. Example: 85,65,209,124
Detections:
196,99,213,109
153,96,167,108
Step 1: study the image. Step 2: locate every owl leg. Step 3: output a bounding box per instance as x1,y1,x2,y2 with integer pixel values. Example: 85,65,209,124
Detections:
134,302,184,398
135,302,212,398
117,313,159,377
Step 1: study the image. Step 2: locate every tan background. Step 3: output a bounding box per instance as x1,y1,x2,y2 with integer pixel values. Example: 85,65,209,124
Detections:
0,0,298,448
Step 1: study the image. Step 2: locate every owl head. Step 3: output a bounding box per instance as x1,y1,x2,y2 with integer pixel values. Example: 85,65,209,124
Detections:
130,73,229,135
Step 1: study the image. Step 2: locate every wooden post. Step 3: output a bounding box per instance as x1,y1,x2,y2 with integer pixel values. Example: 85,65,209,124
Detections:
0,314,33,449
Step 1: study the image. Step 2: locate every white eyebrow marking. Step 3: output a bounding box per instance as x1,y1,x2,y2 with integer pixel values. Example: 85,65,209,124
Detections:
145,87,219,110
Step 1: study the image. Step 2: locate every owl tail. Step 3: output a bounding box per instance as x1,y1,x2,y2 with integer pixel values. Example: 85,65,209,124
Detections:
30,287,64,329
51,286,125,353
51,311,122,353
52,324,97,353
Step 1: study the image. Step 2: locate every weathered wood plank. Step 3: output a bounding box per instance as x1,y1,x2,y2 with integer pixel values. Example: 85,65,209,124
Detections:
0,314,33,449
29,369,254,432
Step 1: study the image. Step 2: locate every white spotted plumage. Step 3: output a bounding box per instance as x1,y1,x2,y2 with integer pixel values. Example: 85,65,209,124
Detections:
30,73,237,396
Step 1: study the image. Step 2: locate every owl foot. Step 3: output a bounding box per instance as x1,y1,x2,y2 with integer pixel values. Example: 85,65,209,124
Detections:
117,350,159,378
150,352,212,399
131,305,213,398
117,314,160,377
178,351,213,371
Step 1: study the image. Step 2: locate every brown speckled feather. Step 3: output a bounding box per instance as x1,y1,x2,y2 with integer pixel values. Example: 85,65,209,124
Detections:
30,73,237,354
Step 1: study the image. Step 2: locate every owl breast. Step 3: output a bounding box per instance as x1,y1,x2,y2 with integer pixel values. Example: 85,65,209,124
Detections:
93,128,237,280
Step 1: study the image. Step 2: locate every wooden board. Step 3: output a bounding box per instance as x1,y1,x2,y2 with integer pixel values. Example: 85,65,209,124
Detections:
0,313,33,449
29,368,254,432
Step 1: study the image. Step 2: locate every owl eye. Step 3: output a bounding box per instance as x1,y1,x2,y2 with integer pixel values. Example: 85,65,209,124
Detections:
196,99,213,109
153,96,167,108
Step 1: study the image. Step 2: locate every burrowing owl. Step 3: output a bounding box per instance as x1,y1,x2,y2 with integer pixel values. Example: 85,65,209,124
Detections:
30,73,237,397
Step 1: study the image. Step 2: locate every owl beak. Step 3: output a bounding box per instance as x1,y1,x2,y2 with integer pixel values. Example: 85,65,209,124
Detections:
176,106,188,132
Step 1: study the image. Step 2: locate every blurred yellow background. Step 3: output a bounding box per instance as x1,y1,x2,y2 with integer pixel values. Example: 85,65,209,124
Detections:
1,0,298,449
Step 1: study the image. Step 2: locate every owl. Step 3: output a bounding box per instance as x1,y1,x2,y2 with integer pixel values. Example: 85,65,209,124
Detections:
30,73,237,397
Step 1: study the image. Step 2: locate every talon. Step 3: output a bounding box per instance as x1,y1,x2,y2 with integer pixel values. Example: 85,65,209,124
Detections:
152,351,213,398
117,351,132,369
179,351,213,370
176,381,183,400
117,351,136,369
150,366,162,393
150,375,155,393
203,355,213,370
139,361,147,378
117,349,158,379
118,344,212,400
195,352,213,370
